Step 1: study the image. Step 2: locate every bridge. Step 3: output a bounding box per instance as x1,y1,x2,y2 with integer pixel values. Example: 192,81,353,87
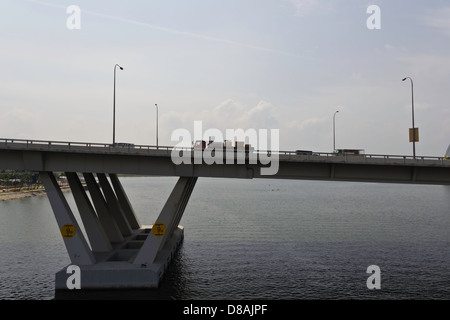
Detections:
1,138,450,291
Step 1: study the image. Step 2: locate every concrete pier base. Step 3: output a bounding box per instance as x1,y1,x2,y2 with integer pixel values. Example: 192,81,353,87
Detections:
39,171,196,295
55,225,184,291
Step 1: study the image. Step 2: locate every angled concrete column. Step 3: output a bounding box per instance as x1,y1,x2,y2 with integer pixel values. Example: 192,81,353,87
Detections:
97,173,132,237
66,172,112,252
109,173,140,230
40,171,95,265
83,173,124,243
133,176,198,266
166,177,197,237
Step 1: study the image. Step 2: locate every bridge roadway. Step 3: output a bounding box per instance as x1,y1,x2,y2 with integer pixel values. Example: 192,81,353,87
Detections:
1,138,450,292
1,138,450,185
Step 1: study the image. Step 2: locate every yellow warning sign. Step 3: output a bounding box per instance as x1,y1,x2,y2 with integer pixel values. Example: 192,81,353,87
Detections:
152,223,166,237
409,128,419,142
61,224,76,238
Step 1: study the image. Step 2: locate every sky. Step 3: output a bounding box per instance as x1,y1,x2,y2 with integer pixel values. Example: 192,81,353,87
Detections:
0,0,449,156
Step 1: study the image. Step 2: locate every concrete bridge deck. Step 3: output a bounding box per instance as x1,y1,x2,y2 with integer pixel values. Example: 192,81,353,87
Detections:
1,138,450,185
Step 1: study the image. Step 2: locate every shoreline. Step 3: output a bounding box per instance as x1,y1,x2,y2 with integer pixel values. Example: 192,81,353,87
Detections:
0,187,70,201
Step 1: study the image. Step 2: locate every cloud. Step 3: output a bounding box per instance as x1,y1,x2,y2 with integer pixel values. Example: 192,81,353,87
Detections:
398,54,450,79
176,99,280,131
219,100,279,130
420,7,450,36
159,99,282,146
351,72,362,80
161,98,337,152
289,0,317,16
26,0,301,58
287,116,327,131
0,108,42,139
287,0,332,17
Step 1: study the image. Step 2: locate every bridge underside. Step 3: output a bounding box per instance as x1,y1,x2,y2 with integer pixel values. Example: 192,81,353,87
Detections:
40,171,197,290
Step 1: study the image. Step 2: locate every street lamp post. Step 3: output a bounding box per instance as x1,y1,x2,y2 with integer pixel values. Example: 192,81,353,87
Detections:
333,110,339,152
155,104,159,149
113,64,124,145
402,77,416,159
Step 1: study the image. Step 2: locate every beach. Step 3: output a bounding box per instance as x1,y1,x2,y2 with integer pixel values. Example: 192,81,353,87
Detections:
0,187,70,201
0,190,47,201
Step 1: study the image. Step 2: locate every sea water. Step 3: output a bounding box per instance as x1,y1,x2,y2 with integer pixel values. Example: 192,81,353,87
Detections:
0,177,448,299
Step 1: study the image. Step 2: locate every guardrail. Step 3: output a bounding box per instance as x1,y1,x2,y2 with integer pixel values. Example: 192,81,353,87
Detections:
0,138,176,153
277,150,448,164
1,138,449,165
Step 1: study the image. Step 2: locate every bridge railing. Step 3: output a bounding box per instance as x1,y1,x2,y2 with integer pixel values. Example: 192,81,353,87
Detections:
0,138,108,150
275,150,449,165
1,138,449,166
0,138,176,154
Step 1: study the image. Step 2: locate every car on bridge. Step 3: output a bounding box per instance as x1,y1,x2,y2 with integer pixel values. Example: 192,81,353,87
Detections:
110,142,135,148
295,150,313,155
193,139,254,153
334,149,365,156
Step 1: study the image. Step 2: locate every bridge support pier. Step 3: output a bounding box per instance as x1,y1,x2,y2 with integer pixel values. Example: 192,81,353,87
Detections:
39,172,197,291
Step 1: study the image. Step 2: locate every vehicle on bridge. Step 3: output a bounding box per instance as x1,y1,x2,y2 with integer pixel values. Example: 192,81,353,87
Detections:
334,149,365,156
193,138,254,153
193,140,206,150
295,150,313,155
110,142,135,148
